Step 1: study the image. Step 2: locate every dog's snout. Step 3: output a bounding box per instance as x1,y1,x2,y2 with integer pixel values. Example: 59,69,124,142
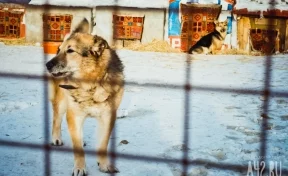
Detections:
46,59,57,70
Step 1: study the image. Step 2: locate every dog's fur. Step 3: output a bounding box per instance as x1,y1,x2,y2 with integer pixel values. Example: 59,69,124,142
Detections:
188,19,228,55
46,18,124,175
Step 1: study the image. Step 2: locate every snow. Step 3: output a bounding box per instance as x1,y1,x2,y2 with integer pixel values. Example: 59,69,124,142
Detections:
235,0,288,12
0,44,287,176
28,0,169,9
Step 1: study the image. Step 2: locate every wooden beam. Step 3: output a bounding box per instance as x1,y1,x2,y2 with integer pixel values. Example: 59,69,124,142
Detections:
285,20,288,51
233,8,288,18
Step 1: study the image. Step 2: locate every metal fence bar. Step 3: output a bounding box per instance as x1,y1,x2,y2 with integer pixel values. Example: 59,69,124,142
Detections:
43,53,51,176
259,1,275,174
111,1,119,175
181,54,192,175
0,140,252,172
0,72,287,97
43,2,51,176
1,138,288,175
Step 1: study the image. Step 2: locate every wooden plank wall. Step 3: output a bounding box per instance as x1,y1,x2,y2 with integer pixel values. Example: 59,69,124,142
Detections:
237,16,251,51
285,19,288,51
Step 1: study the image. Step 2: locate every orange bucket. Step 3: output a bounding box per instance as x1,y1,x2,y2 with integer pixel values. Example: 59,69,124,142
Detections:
43,42,61,54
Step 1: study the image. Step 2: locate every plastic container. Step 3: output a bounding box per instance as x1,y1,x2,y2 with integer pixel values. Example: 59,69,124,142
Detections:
43,42,61,54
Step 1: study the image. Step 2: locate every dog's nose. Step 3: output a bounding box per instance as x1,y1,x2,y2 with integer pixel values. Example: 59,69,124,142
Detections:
46,59,57,70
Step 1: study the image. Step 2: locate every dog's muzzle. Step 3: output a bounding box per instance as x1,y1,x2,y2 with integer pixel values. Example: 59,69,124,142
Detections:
46,59,57,71
46,59,68,77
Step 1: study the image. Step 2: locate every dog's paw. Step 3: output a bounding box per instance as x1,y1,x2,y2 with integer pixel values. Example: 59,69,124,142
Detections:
98,162,119,173
72,167,87,176
51,138,63,146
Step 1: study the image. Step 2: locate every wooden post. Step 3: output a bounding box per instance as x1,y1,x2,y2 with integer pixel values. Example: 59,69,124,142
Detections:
243,17,251,51
237,17,244,50
285,19,288,52
275,30,280,54
237,17,251,50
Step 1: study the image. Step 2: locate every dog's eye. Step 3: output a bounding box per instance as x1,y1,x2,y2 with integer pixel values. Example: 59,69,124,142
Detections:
67,49,75,53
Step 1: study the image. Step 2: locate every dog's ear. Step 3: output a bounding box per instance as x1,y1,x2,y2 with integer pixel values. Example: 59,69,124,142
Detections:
62,18,89,41
223,19,228,25
214,20,219,25
89,36,110,58
72,18,90,34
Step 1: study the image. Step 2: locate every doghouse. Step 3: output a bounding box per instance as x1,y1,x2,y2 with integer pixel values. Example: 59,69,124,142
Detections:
180,3,222,52
168,0,235,52
233,0,288,54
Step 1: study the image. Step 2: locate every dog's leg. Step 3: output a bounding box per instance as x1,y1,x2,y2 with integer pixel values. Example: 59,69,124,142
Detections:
66,109,86,176
51,97,66,146
211,45,216,55
97,109,119,173
49,80,66,146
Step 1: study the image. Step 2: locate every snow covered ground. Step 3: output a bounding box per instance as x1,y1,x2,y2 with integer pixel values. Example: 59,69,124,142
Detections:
0,44,287,176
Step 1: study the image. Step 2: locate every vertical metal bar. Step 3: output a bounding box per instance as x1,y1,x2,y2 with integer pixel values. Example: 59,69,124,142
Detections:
110,1,119,176
182,54,192,175
259,1,275,174
43,58,51,176
43,1,51,176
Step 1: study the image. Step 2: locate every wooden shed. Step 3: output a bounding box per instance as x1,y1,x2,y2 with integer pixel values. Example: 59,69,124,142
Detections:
168,0,235,52
180,3,222,52
233,0,288,54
